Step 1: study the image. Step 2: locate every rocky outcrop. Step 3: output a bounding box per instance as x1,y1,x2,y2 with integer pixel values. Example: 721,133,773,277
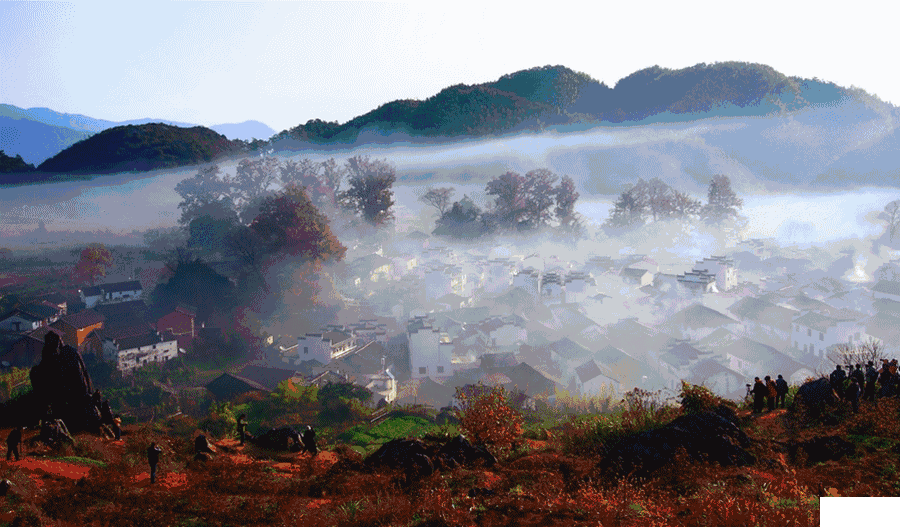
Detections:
29,331,101,433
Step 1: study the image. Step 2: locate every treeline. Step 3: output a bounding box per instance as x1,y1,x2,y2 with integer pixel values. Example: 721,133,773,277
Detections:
421,169,580,239
36,123,246,174
0,150,36,174
604,175,743,229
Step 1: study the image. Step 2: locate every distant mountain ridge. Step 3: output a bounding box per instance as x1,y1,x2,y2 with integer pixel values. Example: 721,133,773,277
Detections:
274,62,859,145
0,104,274,165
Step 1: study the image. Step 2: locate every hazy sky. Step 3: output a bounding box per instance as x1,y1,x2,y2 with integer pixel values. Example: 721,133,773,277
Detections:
1,1,894,133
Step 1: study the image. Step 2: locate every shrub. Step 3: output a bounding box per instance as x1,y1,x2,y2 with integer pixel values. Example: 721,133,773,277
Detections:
453,384,523,449
679,381,721,414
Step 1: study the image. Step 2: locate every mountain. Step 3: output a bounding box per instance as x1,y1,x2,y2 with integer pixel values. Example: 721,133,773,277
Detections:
0,104,201,133
0,115,94,166
273,62,857,145
210,120,276,142
36,123,242,174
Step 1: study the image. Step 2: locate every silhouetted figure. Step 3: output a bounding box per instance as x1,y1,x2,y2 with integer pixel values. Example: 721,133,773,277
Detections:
92,390,102,411
112,415,122,441
147,442,162,484
865,361,878,402
830,365,846,400
0,479,10,497
752,377,767,414
775,375,789,408
301,425,317,456
6,427,23,461
846,378,861,413
237,414,249,445
851,364,865,389
100,400,114,425
765,375,777,411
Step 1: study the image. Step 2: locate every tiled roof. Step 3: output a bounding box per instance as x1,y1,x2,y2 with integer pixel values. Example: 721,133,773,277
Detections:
575,359,604,383
114,332,165,351
56,309,105,329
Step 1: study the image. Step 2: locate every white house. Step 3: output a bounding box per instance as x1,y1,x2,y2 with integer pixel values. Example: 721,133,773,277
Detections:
296,330,356,365
564,271,595,304
692,256,738,292
482,259,518,293
871,280,900,304
408,315,455,379
424,263,466,301
574,359,621,398
102,331,179,372
0,310,43,333
79,280,143,308
621,267,654,288
676,271,718,294
513,269,542,299
541,272,564,304
792,311,874,358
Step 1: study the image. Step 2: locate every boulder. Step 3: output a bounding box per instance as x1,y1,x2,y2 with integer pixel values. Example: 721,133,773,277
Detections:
365,438,435,484
29,331,102,433
598,406,755,480
194,434,216,455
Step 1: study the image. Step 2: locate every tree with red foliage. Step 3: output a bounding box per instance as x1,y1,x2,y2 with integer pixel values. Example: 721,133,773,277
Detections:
73,243,113,285
249,185,346,263
453,384,524,449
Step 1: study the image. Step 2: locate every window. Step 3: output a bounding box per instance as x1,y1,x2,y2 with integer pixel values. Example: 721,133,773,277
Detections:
807,328,811,337
803,344,808,353
419,367,427,375
795,325,799,332
304,346,309,355
795,341,799,349
819,332,824,341
437,366,444,373
855,332,861,340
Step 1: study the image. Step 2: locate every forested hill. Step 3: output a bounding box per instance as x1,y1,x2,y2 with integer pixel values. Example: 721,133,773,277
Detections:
36,124,243,174
273,62,856,144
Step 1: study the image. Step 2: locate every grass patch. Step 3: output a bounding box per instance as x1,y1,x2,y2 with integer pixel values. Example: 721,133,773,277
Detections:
53,456,108,468
336,416,436,454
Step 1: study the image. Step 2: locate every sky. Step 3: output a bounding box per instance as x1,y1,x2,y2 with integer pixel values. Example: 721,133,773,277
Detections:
1,1,896,134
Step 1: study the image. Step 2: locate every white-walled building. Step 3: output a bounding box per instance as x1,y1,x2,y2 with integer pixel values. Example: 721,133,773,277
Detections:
575,359,621,398
424,263,467,301
102,331,179,372
792,312,875,358
408,315,455,379
692,256,738,292
513,269,542,299
80,280,143,308
676,271,718,294
296,330,356,365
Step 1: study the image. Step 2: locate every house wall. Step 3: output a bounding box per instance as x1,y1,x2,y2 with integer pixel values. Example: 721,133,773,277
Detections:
297,334,332,364
105,339,179,372
0,315,41,333
792,319,872,357
156,310,195,350
409,325,454,379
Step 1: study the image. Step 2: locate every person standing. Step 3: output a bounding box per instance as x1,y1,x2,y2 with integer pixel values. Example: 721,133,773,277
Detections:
775,374,789,409
752,377,767,414
865,361,878,402
765,376,777,412
6,426,23,461
112,415,122,441
830,365,847,400
846,377,862,414
237,414,248,446
147,441,162,484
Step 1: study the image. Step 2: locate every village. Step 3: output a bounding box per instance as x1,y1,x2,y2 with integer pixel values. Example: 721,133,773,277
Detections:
2,227,898,416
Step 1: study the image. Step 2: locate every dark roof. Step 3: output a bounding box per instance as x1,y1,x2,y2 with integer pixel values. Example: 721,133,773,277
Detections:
548,337,592,361
23,326,64,343
873,280,900,297
575,360,605,383
728,297,796,327
95,300,149,328
505,362,557,397
113,332,166,350
206,373,268,400
55,309,105,329
22,302,60,319
1,309,42,323
480,352,519,370
670,304,738,330
621,267,652,279
687,358,744,384
234,364,298,391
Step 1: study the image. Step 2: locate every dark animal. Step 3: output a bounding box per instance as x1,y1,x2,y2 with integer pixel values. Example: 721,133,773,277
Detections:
598,405,755,481
437,434,496,468
789,435,856,465
792,378,839,419
365,438,435,486
250,427,302,451
194,435,216,455
301,426,317,456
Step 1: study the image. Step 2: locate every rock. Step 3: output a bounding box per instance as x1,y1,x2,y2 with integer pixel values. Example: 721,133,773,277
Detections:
29,331,102,433
0,479,11,496
301,426,317,456
365,439,435,486
194,435,216,455
598,405,755,481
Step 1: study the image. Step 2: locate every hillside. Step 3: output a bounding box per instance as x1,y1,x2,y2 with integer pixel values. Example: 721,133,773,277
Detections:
0,115,94,166
274,62,855,145
36,123,243,174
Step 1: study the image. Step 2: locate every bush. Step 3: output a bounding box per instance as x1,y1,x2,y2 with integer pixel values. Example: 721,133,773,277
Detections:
453,384,523,449
679,381,721,414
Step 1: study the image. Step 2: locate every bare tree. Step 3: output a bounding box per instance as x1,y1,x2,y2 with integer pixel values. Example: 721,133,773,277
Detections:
829,338,888,370
671,190,702,221
419,186,455,217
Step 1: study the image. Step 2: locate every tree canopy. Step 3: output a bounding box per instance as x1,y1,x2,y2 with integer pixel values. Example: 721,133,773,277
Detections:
340,155,396,226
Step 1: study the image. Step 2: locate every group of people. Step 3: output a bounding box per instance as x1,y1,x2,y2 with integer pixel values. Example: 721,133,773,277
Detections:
91,390,122,441
750,374,790,413
829,359,900,413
